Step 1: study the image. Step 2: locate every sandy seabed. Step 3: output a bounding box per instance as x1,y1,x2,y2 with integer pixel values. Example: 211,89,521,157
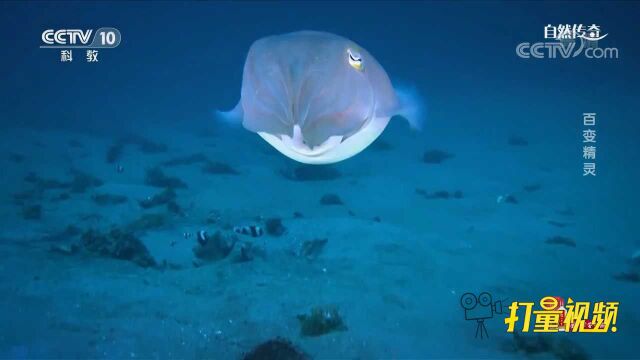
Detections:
0,123,637,359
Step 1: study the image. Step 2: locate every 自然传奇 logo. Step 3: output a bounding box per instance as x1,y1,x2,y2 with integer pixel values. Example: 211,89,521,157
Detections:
516,24,618,59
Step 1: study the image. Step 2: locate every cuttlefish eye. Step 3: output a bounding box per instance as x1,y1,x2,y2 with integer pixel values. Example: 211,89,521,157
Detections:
347,48,363,71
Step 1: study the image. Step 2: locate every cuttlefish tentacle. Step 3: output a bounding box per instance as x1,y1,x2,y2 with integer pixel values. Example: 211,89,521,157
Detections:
279,124,344,156
258,115,390,165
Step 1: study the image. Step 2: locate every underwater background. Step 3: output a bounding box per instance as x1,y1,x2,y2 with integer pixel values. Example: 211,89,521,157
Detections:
1,1,639,358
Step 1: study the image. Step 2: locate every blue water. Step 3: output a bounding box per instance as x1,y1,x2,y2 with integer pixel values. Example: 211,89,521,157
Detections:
1,1,638,359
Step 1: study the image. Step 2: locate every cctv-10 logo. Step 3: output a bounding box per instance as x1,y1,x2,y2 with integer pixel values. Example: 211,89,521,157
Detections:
41,28,121,48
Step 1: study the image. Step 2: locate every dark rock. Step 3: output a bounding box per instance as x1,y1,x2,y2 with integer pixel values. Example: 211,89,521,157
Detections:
145,167,187,189
552,338,590,360
547,220,569,228
52,192,70,202
62,224,82,237
508,136,528,146
107,136,167,163
193,230,237,262
13,189,38,204
124,135,168,153
69,170,103,193
416,189,464,200
297,305,347,337
139,188,176,209
162,153,209,167
22,205,42,220
612,272,639,283
68,139,83,148
545,236,576,247
23,172,39,183
92,193,128,206
202,161,239,175
125,213,167,233
81,229,156,267
41,225,82,242
504,331,552,355
158,260,184,271
24,172,68,190
106,142,124,164
523,183,542,193
221,223,233,231
44,178,72,190
205,210,222,225
422,150,454,164
237,243,254,263
62,225,82,237
320,194,343,205
8,153,24,163
429,190,450,199
503,331,589,360
265,217,286,237
79,213,103,222
281,165,341,181
243,337,309,360
235,242,266,263
298,238,327,260
499,194,518,204
166,201,184,216
50,243,80,255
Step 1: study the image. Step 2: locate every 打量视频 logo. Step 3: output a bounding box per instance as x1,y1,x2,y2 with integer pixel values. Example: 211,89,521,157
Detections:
505,296,619,333
460,292,507,339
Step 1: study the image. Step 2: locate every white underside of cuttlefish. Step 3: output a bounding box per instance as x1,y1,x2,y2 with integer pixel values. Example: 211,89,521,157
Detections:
257,117,390,164
218,31,421,164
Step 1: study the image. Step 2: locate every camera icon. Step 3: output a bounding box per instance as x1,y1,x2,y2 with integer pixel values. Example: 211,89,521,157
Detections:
460,292,505,339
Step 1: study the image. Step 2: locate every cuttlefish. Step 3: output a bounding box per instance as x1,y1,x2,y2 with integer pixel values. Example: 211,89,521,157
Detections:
219,31,422,164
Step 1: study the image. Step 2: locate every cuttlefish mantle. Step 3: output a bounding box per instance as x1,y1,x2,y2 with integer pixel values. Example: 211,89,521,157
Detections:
218,30,422,165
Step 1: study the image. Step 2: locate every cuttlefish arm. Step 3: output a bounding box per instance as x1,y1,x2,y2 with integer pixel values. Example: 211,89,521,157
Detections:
258,115,391,165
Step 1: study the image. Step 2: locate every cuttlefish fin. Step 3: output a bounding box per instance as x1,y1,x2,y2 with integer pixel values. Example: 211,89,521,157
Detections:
394,86,425,131
216,101,244,125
